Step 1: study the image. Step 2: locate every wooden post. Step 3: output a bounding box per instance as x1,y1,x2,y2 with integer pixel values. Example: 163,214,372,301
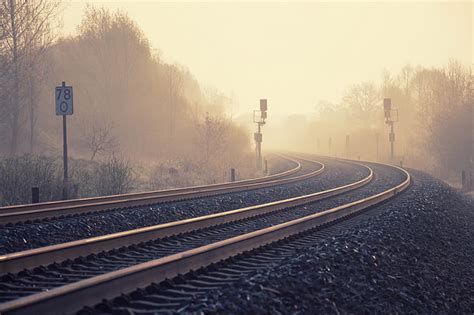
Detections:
32,187,39,203
462,170,466,191
230,168,236,182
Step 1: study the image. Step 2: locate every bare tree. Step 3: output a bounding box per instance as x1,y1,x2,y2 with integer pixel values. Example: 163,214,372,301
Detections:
0,0,59,154
167,64,183,152
342,81,381,128
0,54,10,140
398,64,414,97
422,62,473,176
195,112,230,163
26,63,41,153
94,154,135,196
82,117,118,161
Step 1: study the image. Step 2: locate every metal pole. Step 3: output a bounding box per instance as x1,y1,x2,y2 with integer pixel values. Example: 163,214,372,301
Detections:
376,132,379,161
256,123,262,169
328,137,332,156
63,114,68,200
390,122,394,163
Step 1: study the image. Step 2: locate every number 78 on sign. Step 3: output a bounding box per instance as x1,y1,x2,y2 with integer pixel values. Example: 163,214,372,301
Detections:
55,83,73,116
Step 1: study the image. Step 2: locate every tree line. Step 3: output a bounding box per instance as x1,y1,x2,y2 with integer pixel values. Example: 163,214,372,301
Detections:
0,3,255,204
276,61,472,182
0,3,252,165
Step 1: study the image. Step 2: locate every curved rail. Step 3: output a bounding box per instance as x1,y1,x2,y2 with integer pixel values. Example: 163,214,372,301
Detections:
0,159,409,314
0,155,308,225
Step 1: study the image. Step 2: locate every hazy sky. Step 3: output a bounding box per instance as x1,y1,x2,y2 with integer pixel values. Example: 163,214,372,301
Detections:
62,1,472,116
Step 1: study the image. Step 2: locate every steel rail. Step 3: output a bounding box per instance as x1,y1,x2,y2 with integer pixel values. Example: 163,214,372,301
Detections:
0,156,329,273
0,155,306,225
0,161,409,315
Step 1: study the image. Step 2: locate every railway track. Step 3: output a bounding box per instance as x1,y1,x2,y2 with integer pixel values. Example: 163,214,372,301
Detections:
87,203,397,315
0,155,306,226
0,156,410,314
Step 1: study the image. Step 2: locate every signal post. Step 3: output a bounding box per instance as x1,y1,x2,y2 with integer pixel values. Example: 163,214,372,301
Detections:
383,98,397,163
254,99,268,169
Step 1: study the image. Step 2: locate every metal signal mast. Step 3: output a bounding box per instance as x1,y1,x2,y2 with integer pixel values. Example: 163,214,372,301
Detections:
254,99,268,169
383,98,398,163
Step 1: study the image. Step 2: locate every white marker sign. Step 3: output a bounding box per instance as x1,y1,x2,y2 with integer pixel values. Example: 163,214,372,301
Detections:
55,84,73,115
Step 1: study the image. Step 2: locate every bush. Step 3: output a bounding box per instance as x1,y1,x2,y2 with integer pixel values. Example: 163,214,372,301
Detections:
69,158,101,198
0,155,62,205
93,155,136,196
0,152,255,205
0,154,136,205
147,153,258,190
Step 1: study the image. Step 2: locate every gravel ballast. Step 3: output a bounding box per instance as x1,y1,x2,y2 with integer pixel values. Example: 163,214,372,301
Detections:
176,170,474,314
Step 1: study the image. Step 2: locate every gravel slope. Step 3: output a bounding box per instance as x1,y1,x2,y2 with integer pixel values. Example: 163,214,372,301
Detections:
176,170,474,314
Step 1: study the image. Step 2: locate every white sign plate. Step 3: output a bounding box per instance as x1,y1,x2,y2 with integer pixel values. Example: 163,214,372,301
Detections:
55,85,73,115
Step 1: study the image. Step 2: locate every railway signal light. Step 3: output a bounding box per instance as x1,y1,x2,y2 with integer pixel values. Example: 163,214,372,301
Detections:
260,99,267,114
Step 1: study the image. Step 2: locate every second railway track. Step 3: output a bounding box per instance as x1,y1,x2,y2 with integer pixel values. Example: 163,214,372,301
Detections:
0,155,308,226
0,156,410,314
0,156,331,254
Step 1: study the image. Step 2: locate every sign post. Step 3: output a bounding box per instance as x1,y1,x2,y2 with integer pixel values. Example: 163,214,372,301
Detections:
55,82,73,199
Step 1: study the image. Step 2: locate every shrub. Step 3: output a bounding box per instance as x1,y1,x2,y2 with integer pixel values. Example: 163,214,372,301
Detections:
0,154,136,205
0,155,62,205
93,155,136,196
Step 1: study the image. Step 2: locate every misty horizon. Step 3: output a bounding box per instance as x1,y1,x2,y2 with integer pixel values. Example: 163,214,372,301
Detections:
61,1,472,116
